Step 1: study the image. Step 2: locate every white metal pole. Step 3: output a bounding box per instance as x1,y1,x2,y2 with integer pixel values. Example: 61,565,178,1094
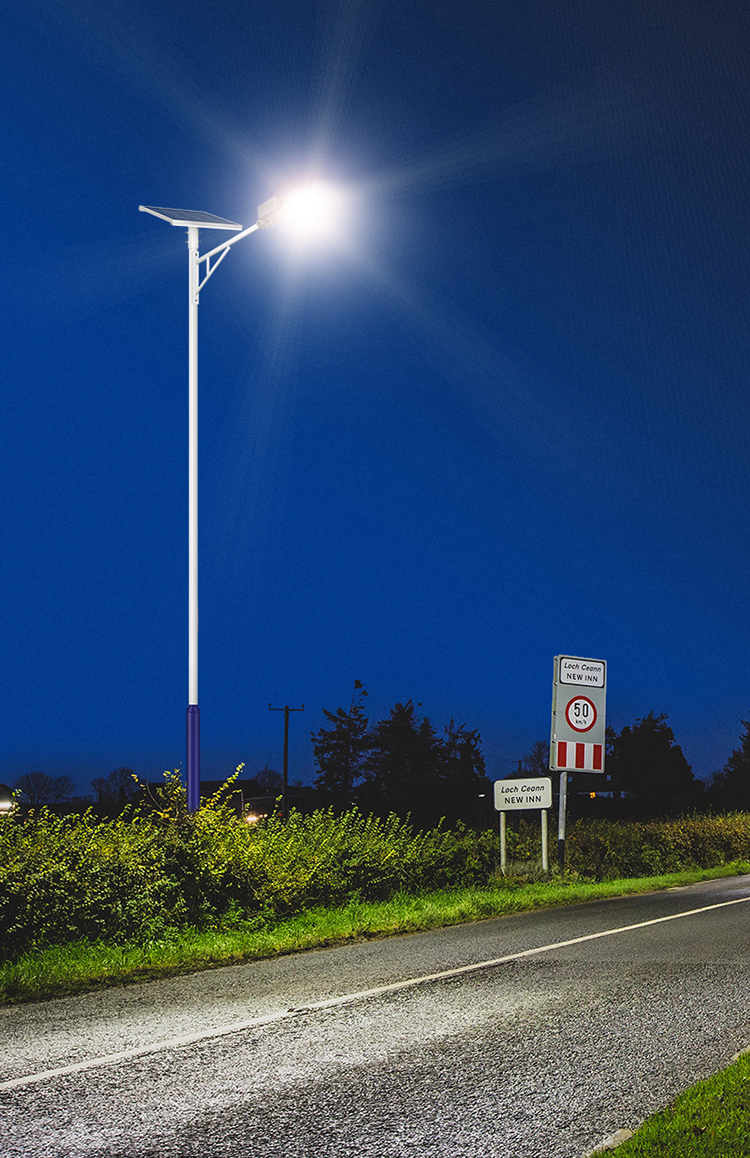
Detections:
499,811,507,876
187,225,200,811
138,206,270,816
557,772,568,872
541,808,549,873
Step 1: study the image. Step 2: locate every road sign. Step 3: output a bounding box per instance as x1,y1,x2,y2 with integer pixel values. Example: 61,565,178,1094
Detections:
551,655,606,772
494,777,552,811
558,656,605,687
565,696,597,732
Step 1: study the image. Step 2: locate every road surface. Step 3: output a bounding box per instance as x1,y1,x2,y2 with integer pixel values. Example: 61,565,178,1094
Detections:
2,874,750,1156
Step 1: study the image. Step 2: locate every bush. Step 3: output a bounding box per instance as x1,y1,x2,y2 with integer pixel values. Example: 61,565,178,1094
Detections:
2,785,749,962
0,809,186,957
501,813,750,880
0,786,500,961
565,813,750,880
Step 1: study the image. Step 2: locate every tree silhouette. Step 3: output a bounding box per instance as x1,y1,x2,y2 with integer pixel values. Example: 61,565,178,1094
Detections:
607,712,697,816
314,691,491,828
312,682,369,809
254,766,283,793
91,767,139,807
359,700,438,823
515,740,550,778
14,772,75,808
707,720,750,811
434,720,491,826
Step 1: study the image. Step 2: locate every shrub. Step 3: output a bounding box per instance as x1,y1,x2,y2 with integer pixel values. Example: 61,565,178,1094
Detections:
0,809,185,957
565,813,750,880
0,787,499,960
2,785,749,963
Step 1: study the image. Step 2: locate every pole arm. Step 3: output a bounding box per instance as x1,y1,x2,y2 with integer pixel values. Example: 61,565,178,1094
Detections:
199,222,261,265
195,222,263,295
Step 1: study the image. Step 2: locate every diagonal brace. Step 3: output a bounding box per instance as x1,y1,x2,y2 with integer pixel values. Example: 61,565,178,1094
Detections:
197,245,231,293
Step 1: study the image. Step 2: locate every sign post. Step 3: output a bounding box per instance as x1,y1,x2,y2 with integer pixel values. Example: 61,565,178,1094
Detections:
493,777,553,875
550,655,606,871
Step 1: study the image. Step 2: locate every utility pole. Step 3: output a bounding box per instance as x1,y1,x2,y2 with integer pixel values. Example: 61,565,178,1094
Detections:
268,704,305,818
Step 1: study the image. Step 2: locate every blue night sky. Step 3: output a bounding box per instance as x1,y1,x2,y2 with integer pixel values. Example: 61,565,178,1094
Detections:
3,0,749,794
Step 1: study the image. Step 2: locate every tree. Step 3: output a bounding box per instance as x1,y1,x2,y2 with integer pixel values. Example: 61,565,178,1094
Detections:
312,682,369,809
91,767,139,807
707,720,750,811
358,700,439,823
434,720,491,826
13,772,75,808
255,766,283,793
607,712,697,816
315,690,490,828
514,740,550,778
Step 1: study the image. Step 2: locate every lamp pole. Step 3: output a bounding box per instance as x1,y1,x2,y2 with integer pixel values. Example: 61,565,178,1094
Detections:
140,198,288,812
187,224,200,811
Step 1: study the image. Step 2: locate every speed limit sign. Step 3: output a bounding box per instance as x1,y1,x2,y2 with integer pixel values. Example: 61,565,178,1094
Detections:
565,696,597,732
550,656,606,771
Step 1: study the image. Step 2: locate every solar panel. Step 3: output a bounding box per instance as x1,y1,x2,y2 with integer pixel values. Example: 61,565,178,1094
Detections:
139,206,242,230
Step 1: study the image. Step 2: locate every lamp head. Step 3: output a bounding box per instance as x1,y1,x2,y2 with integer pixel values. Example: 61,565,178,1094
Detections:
257,182,343,241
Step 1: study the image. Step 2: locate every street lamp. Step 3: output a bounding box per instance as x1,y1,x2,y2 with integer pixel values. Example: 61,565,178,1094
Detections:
139,192,304,812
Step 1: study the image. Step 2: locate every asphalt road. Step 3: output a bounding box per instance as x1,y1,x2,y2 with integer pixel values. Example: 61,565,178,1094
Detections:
3,874,750,1157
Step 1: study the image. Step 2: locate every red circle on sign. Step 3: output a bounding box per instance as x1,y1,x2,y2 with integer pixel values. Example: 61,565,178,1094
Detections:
565,696,597,733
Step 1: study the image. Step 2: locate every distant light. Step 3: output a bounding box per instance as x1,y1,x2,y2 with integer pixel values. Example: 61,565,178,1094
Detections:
244,811,268,825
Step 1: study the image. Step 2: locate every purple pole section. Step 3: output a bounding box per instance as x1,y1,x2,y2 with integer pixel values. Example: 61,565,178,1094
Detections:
187,705,200,812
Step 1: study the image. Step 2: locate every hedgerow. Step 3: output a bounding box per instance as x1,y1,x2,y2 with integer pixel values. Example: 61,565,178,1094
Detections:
511,812,750,879
0,773,498,961
1,775,749,962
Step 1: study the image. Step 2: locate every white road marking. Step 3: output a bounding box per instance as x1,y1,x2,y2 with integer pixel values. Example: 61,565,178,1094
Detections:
581,1127,634,1155
3,893,749,1092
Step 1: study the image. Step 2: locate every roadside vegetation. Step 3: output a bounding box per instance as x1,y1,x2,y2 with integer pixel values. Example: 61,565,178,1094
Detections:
2,772,750,1003
609,1050,750,1156
1,863,746,1005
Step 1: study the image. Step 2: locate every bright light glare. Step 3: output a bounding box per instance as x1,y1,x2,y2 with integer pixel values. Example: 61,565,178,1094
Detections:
280,183,343,241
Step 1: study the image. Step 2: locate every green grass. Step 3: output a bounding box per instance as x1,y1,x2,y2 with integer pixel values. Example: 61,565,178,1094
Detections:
1,861,747,1005
611,1051,750,1156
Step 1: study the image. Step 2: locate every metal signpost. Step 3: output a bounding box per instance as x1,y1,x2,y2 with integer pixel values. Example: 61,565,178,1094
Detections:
493,777,553,875
550,655,606,871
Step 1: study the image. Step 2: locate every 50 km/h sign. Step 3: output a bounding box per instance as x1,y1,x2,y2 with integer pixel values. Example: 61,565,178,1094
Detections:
551,655,606,772
565,696,597,733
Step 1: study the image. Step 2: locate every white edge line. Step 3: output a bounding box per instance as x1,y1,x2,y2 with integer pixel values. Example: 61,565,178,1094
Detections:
3,894,749,1092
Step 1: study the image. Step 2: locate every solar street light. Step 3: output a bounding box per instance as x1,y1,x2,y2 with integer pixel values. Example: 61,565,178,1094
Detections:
139,189,336,812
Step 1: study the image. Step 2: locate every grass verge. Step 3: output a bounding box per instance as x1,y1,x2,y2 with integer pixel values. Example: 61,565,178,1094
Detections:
1,861,747,1006
608,1050,750,1156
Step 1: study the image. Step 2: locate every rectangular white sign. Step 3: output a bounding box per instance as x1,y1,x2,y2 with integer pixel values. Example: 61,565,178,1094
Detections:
551,655,607,772
494,777,552,811
558,656,605,687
